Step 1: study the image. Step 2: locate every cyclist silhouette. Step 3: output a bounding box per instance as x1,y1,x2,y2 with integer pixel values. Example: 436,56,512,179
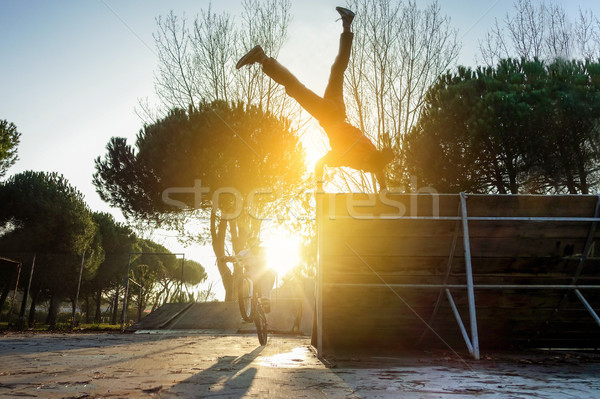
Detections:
222,236,275,313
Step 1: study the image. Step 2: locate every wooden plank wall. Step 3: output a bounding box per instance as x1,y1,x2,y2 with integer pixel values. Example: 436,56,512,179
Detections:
316,193,600,356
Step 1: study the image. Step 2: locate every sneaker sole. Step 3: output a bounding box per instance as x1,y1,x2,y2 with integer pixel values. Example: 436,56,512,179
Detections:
236,45,263,69
336,7,355,19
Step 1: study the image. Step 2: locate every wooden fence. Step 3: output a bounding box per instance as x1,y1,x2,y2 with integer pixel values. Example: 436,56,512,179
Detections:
314,193,600,359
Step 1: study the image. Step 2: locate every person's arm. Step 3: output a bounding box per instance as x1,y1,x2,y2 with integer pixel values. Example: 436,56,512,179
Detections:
316,151,339,189
220,255,237,263
315,154,329,182
376,170,387,193
315,153,328,192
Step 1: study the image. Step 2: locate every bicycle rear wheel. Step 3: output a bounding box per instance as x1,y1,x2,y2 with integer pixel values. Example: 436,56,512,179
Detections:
238,277,253,322
254,302,268,345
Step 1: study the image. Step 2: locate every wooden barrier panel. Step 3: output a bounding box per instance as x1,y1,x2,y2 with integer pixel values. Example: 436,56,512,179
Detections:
314,193,600,359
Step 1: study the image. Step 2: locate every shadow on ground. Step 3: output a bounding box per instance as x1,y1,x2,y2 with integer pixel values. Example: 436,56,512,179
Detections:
165,346,264,398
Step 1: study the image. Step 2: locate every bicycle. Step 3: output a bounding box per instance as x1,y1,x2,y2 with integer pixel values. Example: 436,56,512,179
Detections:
238,268,268,345
223,255,268,345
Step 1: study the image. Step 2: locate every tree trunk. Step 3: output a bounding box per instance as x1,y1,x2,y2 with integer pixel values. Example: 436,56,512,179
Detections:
565,173,578,194
70,297,77,326
0,282,10,316
578,157,589,194
137,292,144,322
84,297,91,324
163,284,172,305
46,294,59,328
111,286,120,325
94,290,102,323
153,286,166,310
211,210,234,301
28,289,39,327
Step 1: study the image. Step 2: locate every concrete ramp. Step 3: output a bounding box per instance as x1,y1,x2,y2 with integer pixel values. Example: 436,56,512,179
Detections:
129,299,313,335
128,303,193,331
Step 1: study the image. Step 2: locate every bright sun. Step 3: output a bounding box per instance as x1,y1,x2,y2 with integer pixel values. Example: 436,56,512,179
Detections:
262,234,302,277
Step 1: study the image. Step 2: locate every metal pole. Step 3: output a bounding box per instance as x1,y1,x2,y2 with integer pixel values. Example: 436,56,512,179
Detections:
574,289,600,327
445,289,474,355
418,202,461,344
120,253,133,331
460,192,480,360
72,251,86,329
18,254,36,329
324,283,600,290
331,215,600,222
180,255,185,302
316,191,324,358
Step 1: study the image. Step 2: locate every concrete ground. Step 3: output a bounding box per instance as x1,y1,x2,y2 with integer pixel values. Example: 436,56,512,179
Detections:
1,331,599,398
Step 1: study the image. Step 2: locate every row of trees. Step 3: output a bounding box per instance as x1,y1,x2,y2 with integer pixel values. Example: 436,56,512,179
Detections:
0,171,207,327
404,58,600,194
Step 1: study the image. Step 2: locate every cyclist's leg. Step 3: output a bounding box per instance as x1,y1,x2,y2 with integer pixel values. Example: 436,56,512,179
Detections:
256,269,276,313
262,269,276,299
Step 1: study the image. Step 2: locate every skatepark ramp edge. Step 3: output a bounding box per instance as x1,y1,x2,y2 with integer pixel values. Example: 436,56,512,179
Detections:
313,193,600,360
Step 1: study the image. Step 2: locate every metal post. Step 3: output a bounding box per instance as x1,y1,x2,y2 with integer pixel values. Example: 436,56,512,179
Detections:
18,254,36,329
460,192,480,360
120,253,133,331
180,255,185,302
72,252,86,329
316,190,324,358
326,283,600,290
418,202,461,344
445,289,474,355
574,289,600,327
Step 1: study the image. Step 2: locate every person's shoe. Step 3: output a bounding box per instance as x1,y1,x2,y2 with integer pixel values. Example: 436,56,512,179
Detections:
236,45,266,69
336,6,355,25
260,297,271,314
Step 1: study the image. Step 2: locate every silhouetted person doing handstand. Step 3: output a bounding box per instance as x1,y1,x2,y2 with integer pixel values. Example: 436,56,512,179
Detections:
236,6,394,190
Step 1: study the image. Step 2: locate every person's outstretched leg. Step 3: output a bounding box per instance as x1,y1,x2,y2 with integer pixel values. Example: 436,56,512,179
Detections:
236,45,335,124
323,7,355,115
336,6,355,33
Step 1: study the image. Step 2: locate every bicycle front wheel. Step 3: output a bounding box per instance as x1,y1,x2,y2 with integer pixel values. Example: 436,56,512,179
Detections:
254,303,268,345
238,277,253,322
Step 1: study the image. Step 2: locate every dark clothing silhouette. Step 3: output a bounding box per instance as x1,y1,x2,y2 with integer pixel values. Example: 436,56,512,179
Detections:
261,32,390,189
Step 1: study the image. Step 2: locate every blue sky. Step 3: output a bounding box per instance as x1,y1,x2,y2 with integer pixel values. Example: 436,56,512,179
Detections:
2,0,600,299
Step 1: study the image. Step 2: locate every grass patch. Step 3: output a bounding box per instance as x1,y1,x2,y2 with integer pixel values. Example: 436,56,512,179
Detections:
77,323,122,331
0,322,123,333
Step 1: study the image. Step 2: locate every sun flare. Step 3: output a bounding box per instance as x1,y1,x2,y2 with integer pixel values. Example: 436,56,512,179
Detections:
263,234,301,277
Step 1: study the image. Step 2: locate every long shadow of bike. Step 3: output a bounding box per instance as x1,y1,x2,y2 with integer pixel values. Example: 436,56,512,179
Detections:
165,345,265,398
